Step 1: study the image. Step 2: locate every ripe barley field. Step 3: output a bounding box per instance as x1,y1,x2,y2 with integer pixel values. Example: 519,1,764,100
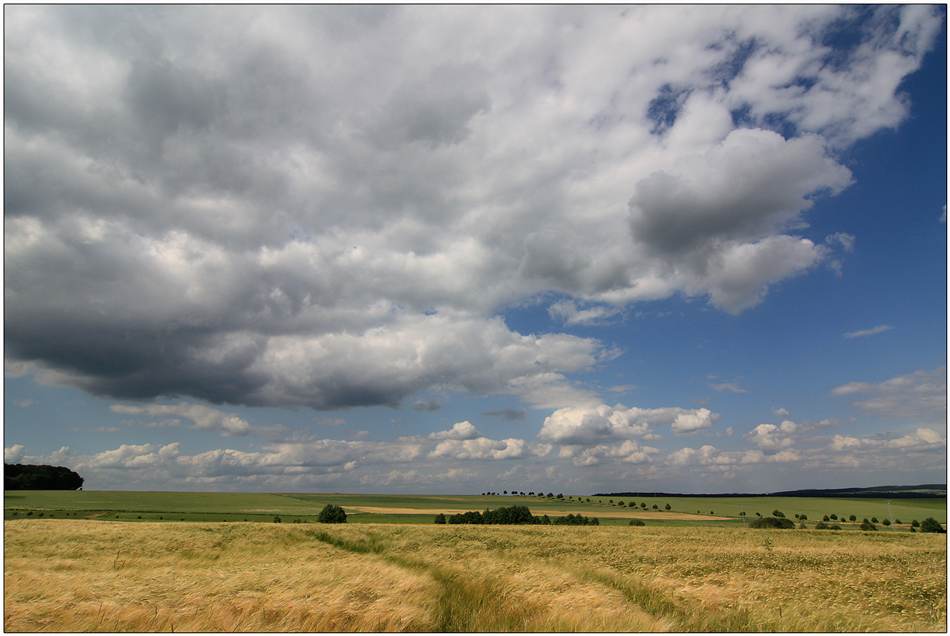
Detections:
4,519,946,632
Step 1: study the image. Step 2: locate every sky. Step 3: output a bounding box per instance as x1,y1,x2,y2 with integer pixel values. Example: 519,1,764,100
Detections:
3,5,947,495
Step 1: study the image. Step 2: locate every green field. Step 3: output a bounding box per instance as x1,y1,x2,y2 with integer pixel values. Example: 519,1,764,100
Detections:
4,490,945,527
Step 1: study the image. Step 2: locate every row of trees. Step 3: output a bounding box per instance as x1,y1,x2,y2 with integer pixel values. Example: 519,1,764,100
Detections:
4,464,84,490
434,505,599,526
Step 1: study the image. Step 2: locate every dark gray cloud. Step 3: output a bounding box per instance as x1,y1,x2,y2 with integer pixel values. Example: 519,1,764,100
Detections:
482,408,527,421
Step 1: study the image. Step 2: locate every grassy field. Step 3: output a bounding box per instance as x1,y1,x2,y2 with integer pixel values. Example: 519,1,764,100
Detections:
5,490,945,527
4,519,946,632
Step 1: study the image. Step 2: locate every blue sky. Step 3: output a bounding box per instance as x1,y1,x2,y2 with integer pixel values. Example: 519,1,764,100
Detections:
4,5,946,494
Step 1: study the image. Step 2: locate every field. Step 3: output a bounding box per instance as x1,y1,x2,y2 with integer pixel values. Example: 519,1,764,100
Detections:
5,490,946,526
5,519,946,632
4,491,947,632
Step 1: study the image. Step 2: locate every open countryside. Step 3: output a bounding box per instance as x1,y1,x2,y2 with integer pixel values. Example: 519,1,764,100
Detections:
4,490,946,632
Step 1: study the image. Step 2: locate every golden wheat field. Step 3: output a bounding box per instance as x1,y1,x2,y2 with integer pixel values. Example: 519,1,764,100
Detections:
4,519,946,632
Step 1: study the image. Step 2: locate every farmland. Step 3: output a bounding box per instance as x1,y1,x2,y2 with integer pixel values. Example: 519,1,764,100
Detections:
4,491,946,631
5,517,946,632
4,490,946,526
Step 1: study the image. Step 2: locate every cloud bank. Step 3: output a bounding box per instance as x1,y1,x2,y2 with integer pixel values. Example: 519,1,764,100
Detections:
5,5,941,414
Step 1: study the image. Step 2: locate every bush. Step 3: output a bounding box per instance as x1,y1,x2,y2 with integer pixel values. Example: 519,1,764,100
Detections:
911,519,920,528
814,522,841,530
882,518,891,526
629,519,645,526
859,519,877,531
433,513,446,524
849,515,856,522
749,516,795,529
919,517,946,533
318,504,347,524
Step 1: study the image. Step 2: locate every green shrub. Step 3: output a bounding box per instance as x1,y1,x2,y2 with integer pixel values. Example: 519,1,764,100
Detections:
919,517,946,533
859,519,877,531
434,513,446,524
317,505,347,524
629,519,645,526
749,516,795,529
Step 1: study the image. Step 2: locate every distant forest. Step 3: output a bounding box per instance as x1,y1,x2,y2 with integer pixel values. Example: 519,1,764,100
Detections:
596,484,947,499
4,464,84,490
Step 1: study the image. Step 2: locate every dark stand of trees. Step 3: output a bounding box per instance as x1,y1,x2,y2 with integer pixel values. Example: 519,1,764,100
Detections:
5,463,84,490
749,516,795,529
437,505,599,526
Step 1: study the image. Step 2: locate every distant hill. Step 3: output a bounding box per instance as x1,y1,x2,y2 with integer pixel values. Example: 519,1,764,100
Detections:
595,484,946,499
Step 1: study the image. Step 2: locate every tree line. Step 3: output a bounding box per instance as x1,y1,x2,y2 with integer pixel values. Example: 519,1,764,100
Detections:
5,464,84,490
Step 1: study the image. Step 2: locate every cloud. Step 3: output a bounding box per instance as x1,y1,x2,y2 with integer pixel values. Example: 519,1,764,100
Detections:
482,408,527,421
828,428,946,452
710,382,748,394
842,325,893,339
548,300,621,326
109,402,252,436
744,422,797,452
830,366,946,424
411,398,443,412
428,421,482,441
428,437,530,461
3,5,941,413
538,403,719,445
558,440,660,467
4,445,27,464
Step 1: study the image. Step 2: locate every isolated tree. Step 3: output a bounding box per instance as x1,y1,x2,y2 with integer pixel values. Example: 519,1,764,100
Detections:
919,518,946,533
434,513,446,524
652,504,659,510
799,514,807,521
911,519,920,528
823,515,830,522
665,503,671,511
859,519,877,531
870,517,879,523
849,515,857,522
318,504,347,524
617,501,624,507
772,509,785,518
882,519,891,526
